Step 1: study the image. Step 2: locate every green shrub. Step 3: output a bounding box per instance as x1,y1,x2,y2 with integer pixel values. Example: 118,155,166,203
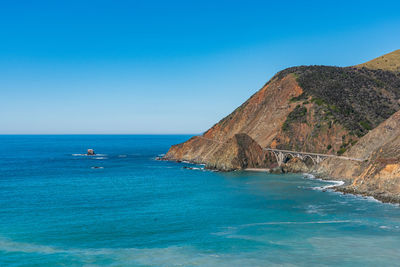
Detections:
337,147,347,155
289,93,308,102
327,144,332,150
282,105,308,131
360,121,372,130
312,98,325,106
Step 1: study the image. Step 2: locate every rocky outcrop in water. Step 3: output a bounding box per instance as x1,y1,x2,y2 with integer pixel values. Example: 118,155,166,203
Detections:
205,133,267,171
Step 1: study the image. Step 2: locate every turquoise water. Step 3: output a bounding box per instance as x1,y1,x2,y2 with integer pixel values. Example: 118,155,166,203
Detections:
0,135,399,266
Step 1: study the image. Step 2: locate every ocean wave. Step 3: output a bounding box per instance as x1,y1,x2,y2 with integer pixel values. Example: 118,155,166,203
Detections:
303,173,316,179
305,204,326,215
0,237,287,266
239,220,354,228
183,166,205,171
0,237,63,254
302,173,344,190
312,180,345,191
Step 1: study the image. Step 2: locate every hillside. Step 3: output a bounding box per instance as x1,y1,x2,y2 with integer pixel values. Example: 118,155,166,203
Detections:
318,110,400,202
165,63,400,168
356,49,400,72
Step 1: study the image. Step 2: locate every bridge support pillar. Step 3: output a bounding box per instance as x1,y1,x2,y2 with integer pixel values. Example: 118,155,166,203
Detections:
272,151,285,166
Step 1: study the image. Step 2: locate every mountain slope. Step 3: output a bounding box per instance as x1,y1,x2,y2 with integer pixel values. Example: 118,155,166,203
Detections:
165,64,400,170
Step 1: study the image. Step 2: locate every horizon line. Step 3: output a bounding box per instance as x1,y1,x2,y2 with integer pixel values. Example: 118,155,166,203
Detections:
0,133,200,135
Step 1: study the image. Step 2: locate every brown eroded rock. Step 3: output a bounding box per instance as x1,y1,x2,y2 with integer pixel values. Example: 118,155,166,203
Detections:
318,110,400,202
205,133,266,171
282,157,310,173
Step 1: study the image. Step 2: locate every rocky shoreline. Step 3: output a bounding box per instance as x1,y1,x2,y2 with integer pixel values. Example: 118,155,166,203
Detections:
334,185,400,204
161,156,400,205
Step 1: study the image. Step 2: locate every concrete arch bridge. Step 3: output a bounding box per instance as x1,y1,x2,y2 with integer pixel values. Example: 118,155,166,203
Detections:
264,148,364,166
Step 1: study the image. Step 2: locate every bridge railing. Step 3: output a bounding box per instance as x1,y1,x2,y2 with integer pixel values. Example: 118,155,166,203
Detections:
195,136,366,162
264,148,365,162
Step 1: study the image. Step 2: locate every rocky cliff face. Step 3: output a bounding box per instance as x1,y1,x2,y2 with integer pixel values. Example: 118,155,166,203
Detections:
205,133,267,171
164,50,400,202
318,110,400,202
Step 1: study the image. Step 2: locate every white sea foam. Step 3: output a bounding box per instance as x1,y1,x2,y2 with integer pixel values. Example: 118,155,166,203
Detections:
313,180,345,191
240,220,354,228
302,173,344,190
305,204,326,215
301,174,399,205
183,166,205,171
303,173,316,179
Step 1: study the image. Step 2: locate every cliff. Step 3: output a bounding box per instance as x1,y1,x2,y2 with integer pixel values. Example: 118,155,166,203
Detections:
205,133,267,171
318,110,400,202
164,50,400,201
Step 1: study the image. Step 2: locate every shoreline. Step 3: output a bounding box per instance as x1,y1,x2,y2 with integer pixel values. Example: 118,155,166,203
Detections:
163,158,400,205
243,168,271,172
308,172,400,205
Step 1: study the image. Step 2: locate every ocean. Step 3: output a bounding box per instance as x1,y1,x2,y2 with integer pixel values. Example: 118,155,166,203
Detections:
0,135,399,266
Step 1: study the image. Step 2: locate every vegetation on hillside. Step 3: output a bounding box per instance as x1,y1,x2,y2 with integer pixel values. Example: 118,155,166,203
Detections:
282,105,307,131
277,65,400,137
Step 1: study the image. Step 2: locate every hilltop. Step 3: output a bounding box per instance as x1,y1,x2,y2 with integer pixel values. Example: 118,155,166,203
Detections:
356,49,400,72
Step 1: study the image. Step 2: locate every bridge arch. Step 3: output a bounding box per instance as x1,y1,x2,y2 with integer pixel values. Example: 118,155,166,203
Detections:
303,154,317,165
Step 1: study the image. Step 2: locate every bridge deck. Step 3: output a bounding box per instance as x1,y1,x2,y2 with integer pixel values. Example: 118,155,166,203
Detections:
195,136,365,162
264,148,365,162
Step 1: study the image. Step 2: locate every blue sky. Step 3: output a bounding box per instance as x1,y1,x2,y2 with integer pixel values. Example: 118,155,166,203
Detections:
1,0,400,134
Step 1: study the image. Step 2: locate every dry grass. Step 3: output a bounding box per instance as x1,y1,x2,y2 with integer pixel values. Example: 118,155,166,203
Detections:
356,49,400,72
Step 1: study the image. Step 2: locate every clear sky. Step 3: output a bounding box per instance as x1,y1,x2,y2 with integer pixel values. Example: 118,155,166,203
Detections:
1,0,400,134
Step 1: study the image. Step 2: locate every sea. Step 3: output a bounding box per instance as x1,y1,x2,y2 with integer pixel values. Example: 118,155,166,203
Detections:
0,135,399,266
